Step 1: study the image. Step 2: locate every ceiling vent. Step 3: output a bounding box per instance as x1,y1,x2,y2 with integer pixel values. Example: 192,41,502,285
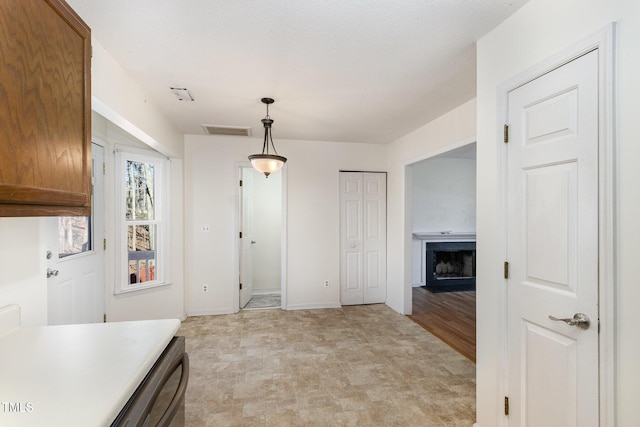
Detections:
170,87,194,101
202,124,252,137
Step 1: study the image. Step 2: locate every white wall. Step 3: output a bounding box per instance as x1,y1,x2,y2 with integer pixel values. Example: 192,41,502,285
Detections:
0,218,48,326
412,157,476,233
184,135,388,315
92,113,186,322
386,99,477,314
476,0,640,425
250,169,282,293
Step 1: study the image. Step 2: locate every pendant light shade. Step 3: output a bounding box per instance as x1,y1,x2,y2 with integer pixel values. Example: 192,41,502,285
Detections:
248,98,287,177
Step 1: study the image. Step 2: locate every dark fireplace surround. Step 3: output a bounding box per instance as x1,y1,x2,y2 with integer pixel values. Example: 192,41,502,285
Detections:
424,241,476,292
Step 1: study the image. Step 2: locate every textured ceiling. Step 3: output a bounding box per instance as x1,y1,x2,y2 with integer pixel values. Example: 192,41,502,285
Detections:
67,0,528,144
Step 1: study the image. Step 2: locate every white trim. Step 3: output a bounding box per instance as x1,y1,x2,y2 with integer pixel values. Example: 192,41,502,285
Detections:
233,162,288,312
187,308,235,316
113,144,168,160
496,23,616,427
413,232,476,242
114,150,170,294
286,302,342,310
280,165,288,310
253,290,281,296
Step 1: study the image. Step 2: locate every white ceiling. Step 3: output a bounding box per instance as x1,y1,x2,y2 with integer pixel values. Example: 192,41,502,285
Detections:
67,0,528,144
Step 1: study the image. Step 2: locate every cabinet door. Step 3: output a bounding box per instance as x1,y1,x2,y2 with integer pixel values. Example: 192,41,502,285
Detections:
0,0,91,216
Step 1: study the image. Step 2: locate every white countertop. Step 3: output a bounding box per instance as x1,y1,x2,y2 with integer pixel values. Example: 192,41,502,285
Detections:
0,319,180,426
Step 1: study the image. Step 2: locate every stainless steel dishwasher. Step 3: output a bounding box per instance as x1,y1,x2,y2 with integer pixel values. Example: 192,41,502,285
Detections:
111,336,189,427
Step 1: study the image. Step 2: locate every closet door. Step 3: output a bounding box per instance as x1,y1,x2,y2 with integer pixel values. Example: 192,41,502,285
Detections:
340,172,386,305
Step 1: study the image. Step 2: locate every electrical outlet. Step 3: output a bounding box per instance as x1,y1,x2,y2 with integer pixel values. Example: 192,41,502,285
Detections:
201,224,211,233
203,284,208,292
323,280,329,288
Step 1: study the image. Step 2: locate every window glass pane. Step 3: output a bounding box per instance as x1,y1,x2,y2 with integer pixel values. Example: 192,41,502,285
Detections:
127,224,157,284
58,216,92,258
125,160,155,221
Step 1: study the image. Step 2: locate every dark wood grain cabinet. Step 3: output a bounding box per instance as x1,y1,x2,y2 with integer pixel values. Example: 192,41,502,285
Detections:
0,0,91,217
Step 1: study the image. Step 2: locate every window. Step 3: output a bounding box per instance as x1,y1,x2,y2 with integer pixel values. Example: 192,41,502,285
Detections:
115,149,168,293
58,216,92,258
58,155,94,258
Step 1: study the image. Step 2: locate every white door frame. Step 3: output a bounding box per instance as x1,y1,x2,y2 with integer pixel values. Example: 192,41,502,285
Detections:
47,141,106,325
496,24,616,426
233,162,287,312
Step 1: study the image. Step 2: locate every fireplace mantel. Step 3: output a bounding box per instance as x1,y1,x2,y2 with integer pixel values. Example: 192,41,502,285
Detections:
413,232,476,242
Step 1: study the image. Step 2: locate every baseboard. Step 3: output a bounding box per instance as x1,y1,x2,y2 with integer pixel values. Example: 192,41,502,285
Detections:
253,289,281,296
285,302,342,310
186,308,235,317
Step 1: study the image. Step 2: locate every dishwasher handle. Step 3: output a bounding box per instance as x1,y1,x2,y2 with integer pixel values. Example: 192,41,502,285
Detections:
155,352,189,427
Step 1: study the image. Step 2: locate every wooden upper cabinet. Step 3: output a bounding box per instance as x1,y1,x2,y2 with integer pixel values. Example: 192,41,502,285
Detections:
0,0,91,217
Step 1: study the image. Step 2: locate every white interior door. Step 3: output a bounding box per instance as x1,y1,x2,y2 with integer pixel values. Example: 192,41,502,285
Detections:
47,143,105,325
239,167,255,308
506,50,599,426
340,172,386,305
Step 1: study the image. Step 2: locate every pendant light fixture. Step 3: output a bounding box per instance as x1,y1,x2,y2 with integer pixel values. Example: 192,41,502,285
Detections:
248,97,287,177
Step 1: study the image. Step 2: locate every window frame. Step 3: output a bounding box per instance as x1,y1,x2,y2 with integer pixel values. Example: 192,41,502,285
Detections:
114,148,170,294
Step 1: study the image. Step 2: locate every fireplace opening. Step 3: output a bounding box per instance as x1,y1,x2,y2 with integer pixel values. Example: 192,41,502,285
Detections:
425,241,476,292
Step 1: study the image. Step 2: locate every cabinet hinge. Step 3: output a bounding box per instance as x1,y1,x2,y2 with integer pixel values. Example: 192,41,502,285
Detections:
504,396,509,415
504,261,509,279
103,313,107,323
239,231,243,238
239,179,243,187
239,283,243,290
504,124,509,143
103,162,107,174
103,239,107,251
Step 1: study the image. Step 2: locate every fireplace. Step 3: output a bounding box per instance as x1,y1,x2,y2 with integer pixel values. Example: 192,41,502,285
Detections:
424,241,476,292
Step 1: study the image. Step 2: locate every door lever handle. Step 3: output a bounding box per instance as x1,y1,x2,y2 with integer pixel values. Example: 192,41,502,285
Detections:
47,268,59,278
548,313,591,330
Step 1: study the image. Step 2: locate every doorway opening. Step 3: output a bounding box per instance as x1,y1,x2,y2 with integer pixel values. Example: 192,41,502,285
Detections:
407,142,477,362
238,165,285,311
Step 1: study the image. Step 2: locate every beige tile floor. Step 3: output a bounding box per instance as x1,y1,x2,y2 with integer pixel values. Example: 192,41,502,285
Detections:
178,304,475,426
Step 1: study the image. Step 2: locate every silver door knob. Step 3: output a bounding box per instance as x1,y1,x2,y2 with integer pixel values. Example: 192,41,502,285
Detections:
47,268,59,278
548,313,591,330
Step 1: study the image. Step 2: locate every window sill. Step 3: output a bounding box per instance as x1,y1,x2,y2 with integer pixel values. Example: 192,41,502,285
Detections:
115,281,171,295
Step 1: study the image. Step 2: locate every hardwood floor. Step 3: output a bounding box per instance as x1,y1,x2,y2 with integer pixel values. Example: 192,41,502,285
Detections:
408,286,476,363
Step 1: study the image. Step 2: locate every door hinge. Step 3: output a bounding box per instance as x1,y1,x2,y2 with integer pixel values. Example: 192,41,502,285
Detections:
239,231,243,238
504,124,509,143
239,179,243,187
103,313,107,323
103,162,107,174
239,283,243,290
504,261,509,279
103,239,107,251
504,396,509,415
